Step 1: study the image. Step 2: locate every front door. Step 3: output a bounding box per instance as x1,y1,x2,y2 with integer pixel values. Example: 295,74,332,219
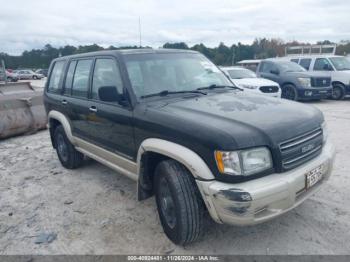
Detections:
84,57,135,160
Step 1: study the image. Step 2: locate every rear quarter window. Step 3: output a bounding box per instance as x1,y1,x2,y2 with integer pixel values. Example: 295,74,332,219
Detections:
48,61,65,93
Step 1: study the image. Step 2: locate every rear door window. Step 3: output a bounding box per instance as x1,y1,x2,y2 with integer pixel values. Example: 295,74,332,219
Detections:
72,59,93,98
291,59,299,63
299,58,312,70
91,58,123,101
48,60,65,93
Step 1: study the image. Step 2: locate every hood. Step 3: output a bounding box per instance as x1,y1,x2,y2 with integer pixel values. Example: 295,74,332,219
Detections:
152,91,324,149
232,77,279,87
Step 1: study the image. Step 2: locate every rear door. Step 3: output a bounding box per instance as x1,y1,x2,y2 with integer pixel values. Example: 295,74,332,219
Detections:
64,58,94,139
84,57,135,159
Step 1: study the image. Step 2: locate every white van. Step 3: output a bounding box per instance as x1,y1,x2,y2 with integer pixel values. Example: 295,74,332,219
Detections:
283,45,350,100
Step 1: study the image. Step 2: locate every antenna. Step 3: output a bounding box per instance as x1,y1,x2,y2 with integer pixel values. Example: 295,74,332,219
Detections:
139,17,142,48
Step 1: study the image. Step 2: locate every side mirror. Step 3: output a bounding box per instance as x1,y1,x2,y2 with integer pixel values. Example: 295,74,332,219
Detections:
270,69,280,75
98,86,125,103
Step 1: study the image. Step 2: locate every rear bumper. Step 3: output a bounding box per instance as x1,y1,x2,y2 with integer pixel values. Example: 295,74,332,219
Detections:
297,87,332,100
196,140,335,226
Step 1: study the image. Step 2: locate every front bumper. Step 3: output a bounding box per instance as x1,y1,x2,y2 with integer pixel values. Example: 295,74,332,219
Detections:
297,87,332,100
196,140,335,226
245,88,281,98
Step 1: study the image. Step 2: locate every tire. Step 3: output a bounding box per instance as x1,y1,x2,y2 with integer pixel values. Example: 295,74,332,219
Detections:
53,125,84,169
154,159,205,245
33,75,38,80
331,84,345,100
281,84,298,101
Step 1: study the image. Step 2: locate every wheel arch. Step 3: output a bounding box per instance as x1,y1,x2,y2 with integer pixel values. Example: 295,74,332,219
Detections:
48,110,75,145
281,82,296,88
136,138,215,201
332,81,346,88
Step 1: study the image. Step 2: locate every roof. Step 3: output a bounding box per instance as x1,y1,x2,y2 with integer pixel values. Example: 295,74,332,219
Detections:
53,48,198,61
237,59,261,64
220,66,247,70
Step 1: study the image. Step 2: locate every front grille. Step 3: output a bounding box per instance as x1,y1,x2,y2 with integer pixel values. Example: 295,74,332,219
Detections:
311,77,331,87
259,86,279,93
279,128,323,170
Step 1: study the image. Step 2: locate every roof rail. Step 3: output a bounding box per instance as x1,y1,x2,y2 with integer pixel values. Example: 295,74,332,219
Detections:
285,44,337,56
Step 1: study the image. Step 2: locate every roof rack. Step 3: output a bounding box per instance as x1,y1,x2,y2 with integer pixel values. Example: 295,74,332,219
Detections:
285,44,336,56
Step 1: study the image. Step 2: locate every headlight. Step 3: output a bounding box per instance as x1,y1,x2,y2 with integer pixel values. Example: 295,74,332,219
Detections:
297,77,311,88
322,122,328,143
238,84,259,89
215,147,273,176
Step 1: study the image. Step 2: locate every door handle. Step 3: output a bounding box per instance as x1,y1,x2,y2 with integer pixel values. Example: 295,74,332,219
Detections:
61,100,67,105
89,106,98,113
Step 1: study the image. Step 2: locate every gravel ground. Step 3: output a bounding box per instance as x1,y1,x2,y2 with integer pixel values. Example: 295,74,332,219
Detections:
0,99,349,255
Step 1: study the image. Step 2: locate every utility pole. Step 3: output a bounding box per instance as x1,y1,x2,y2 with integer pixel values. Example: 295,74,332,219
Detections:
231,47,235,66
139,17,142,48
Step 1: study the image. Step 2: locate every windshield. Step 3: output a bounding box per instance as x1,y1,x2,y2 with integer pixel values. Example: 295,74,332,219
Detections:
279,61,306,72
226,68,257,79
124,52,232,98
329,57,350,71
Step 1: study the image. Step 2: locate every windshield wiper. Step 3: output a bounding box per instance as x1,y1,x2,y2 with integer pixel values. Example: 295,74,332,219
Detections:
197,84,243,91
140,90,207,99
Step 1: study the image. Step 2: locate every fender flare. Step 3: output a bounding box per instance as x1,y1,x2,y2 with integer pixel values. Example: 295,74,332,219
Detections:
48,110,76,145
136,138,215,180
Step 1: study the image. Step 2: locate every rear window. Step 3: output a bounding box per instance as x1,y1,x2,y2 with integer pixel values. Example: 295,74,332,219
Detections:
48,61,65,93
72,59,93,98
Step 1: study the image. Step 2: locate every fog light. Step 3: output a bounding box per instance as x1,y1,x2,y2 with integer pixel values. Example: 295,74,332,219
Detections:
305,91,313,96
225,202,251,215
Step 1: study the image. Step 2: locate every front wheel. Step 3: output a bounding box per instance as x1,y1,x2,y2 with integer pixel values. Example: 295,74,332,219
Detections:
282,84,298,101
154,160,205,245
331,84,345,100
33,75,38,80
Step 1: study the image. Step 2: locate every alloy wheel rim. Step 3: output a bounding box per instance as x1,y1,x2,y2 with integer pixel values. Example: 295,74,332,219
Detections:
159,177,176,229
57,134,68,162
333,88,341,99
285,87,296,100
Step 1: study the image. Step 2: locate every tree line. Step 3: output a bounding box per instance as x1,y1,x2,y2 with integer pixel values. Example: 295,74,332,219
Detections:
1,38,350,69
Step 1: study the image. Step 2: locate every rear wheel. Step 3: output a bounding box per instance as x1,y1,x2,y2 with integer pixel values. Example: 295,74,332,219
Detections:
154,159,205,245
33,75,38,80
282,84,298,101
54,125,84,169
331,84,345,100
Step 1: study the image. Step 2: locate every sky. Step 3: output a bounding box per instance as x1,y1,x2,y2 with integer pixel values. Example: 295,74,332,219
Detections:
1,0,350,55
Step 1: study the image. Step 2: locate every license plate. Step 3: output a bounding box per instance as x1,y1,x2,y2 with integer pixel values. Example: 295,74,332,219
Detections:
305,164,324,189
